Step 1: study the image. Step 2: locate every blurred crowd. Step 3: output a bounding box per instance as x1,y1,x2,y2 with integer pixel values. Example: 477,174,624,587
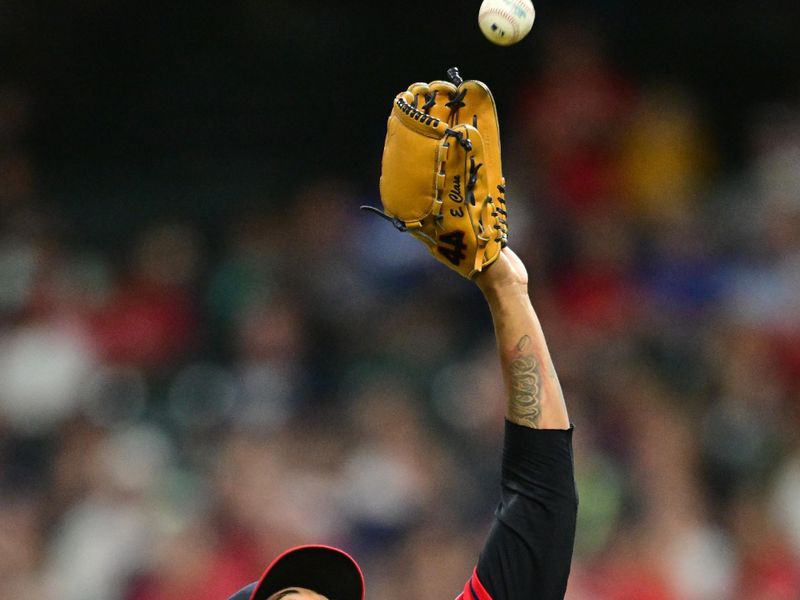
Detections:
1,21,800,600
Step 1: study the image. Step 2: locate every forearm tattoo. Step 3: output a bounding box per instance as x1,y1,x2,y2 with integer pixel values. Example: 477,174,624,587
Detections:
508,335,542,428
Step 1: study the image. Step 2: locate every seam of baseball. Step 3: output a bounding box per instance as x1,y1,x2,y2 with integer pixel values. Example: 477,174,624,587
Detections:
479,8,520,38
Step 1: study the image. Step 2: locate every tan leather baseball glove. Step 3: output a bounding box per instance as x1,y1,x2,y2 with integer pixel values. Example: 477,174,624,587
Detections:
363,68,508,279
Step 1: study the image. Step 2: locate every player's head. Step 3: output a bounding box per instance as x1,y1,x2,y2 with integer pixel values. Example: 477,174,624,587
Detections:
229,545,364,600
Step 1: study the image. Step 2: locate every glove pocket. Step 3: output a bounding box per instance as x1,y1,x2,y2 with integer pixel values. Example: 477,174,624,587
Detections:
379,111,447,225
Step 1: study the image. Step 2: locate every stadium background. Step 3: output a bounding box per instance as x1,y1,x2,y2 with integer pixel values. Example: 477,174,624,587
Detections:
1,0,799,598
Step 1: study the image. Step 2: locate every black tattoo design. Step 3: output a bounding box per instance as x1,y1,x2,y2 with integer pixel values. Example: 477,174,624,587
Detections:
508,345,542,428
516,334,531,352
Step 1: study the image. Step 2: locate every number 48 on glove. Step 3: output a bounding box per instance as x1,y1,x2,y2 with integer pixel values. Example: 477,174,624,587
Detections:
362,68,508,280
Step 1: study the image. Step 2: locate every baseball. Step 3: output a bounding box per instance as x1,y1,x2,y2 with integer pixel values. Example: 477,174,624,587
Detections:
478,0,535,46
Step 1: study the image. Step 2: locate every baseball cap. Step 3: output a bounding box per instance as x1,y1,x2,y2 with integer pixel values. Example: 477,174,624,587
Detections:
247,545,365,600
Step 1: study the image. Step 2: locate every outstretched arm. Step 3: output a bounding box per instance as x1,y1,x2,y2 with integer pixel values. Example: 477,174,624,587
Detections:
373,71,575,600
476,248,570,431
460,248,576,600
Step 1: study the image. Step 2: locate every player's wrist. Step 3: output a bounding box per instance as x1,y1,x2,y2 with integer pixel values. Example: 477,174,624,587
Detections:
475,248,528,299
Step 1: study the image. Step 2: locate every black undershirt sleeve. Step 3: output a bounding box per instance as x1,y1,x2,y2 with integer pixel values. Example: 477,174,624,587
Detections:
475,421,577,600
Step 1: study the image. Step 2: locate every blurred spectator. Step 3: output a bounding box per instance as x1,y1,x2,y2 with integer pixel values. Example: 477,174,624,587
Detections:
515,19,633,217
42,425,172,600
617,84,714,222
91,223,200,369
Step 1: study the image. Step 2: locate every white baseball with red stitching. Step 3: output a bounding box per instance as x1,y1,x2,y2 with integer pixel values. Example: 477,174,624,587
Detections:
478,0,535,46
